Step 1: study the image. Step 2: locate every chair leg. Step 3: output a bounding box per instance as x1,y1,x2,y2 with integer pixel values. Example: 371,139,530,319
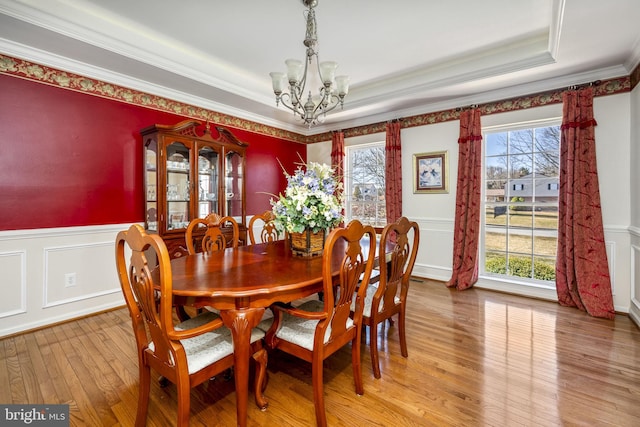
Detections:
311,354,327,427
352,334,364,396
399,306,408,358
369,321,381,379
175,376,191,427
253,348,269,410
135,363,151,427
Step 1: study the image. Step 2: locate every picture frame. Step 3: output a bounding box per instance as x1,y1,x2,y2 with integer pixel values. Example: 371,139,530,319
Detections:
413,151,449,193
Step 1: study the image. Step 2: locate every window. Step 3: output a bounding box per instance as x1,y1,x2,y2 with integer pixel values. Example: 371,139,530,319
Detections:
344,142,386,227
482,121,560,284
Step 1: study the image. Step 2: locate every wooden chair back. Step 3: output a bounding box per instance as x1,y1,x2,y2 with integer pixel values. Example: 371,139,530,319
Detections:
377,216,419,312
185,214,239,255
322,220,377,345
366,216,420,378
248,210,280,244
115,223,268,426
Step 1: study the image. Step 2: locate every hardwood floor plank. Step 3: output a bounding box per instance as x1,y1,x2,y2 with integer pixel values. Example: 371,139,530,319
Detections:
1,279,640,426
3,338,28,403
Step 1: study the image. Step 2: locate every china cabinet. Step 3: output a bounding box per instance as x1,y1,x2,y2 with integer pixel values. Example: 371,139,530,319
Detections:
141,120,247,258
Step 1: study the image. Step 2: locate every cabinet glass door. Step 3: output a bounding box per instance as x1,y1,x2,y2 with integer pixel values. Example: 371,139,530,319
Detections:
144,140,158,232
225,151,243,217
197,146,219,218
166,141,191,231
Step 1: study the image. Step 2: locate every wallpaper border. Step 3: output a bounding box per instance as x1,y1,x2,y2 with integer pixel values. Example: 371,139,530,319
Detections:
0,53,633,145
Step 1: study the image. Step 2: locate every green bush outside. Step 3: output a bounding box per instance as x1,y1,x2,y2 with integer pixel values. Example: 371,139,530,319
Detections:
485,254,555,281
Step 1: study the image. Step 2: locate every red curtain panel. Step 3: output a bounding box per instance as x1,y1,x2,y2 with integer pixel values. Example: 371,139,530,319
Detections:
556,87,615,319
385,121,403,223
331,131,345,178
447,109,482,291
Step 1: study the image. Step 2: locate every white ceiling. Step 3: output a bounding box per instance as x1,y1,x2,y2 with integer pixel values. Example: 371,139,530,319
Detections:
1,0,639,136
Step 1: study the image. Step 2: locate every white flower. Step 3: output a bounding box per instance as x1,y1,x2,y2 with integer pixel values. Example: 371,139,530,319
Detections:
270,161,343,233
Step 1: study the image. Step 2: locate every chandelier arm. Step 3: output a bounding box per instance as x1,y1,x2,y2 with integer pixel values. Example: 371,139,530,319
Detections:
293,49,312,102
308,91,343,121
277,93,306,118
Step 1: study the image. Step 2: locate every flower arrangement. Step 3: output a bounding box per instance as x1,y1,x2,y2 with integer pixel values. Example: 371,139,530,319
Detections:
271,161,343,234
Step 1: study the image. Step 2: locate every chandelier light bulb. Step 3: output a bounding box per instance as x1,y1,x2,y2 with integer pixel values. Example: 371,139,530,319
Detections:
269,72,286,95
285,59,303,84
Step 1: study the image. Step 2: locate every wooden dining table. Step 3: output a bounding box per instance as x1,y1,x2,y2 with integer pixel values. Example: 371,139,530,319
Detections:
168,237,383,427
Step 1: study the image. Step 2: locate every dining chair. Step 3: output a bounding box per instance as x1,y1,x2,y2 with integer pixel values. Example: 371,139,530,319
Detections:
185,213,239,255
248,210,280,245
115,224,268,427
353,216,419,379
265,220,376,427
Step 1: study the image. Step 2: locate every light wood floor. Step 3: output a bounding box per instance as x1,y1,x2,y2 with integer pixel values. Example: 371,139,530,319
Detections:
2,279,640,426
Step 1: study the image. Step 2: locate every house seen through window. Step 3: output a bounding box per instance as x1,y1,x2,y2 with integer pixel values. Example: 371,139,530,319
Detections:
482,120,560,285
344,142,386,227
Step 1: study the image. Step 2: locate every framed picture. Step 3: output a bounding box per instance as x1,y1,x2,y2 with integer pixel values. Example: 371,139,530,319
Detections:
413,151,449,193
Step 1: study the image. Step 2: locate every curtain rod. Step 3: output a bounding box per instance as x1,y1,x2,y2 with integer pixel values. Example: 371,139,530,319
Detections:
455,104,479,112
453,79,601,112
567,79,601,91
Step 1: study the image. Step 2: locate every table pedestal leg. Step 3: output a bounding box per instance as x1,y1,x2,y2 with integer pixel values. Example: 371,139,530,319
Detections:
219,308,265,427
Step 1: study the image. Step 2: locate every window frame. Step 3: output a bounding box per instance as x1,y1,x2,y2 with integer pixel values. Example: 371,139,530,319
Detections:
480,118,561,288
343,141,387,228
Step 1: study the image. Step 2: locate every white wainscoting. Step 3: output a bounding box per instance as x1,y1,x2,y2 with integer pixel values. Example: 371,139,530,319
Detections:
0,250,27,318
0,224,133,337
1,220,634,336
629,227,640,327
409,217,632,314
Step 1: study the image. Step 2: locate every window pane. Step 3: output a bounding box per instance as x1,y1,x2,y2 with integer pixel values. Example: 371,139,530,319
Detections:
485,228,506,251
534,126,560,152
533,208,558,229
509,208,533,228
533,235,557,257
510,129,533,153
533,255,556,281
534,150,559,176
485,251,507,275
509,154,532,179
485,132,508,156
486,180,507,202
508,232,532,255
486,156,508,179
485,206,507,226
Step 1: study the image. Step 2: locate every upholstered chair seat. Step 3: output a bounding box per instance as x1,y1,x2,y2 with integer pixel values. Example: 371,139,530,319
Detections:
150,320,265,375
351,285,401,318
272,300,355,351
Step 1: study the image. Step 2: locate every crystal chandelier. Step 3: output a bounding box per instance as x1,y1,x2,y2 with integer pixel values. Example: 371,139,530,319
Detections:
269,0,349,127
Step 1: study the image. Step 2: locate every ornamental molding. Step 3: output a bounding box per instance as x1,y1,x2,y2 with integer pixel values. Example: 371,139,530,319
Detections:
0,53,635,145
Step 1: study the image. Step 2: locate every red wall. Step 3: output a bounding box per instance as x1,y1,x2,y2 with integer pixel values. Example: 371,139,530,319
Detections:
0,74,304,231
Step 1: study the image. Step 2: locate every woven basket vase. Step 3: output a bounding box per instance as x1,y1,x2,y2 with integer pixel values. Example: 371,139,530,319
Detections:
289,229,326,257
